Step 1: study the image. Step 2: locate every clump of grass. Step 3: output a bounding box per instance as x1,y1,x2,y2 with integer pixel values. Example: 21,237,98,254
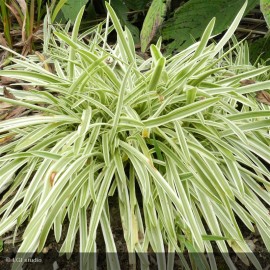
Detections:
0,2,270,269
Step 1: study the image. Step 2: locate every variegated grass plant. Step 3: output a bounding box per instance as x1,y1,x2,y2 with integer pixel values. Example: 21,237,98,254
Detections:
0,2,270,270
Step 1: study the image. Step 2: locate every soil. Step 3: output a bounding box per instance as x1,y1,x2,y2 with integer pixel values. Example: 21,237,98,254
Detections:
0,194,269,269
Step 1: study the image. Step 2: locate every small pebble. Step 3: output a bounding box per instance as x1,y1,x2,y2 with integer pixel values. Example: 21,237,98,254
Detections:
53,261,59,270
42,247,49,254
246,240,256,252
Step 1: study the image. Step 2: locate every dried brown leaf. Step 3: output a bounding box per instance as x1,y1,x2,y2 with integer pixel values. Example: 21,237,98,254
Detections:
21,34,35,56
3,87,16,100
0,33,8,47
5,106,27,120
15,0,27,42
21,85,34,91
21,84,43,91
13,40,25,47
0,102,13,110
35,51,53,72
50,172,57,187
0,135,15,145
0,114,8,120
0,51,9,68
0,33,9,67
1,77,20,85
256,90,270,105
15,0,27,15
6,3,23,27
240,79,256,86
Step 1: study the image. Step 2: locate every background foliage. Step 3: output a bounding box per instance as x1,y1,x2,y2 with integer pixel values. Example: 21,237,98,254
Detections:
1,0,267,56
0,3,270,269
161,0,259,53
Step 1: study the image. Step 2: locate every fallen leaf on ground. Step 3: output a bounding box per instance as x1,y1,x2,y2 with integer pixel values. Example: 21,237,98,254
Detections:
0,102,13,110
0,51,9,68
256,90,270,105
4,87,16,99
5,106,27,120
0,33,8,47
1,77,21,85
1,87,28,119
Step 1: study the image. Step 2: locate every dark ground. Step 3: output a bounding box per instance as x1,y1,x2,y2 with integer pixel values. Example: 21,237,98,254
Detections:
0,195,269,270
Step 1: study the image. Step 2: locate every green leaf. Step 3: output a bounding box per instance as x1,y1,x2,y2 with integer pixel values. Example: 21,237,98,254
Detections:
249,36,270,64
51,0,68,23
59,0,88,23
162,0,259,53
0,96,60,115
261,0,270,29
0,70,68,84
68,5,85,80
0,115,78,133
125,0,150,10
85,162,116,252
106,2,135,63
148,56,166,91
142,97,219,127
202,235,230,241
100,211,121,269
111,0,140,43
140,0,168,52
111,64,134,138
